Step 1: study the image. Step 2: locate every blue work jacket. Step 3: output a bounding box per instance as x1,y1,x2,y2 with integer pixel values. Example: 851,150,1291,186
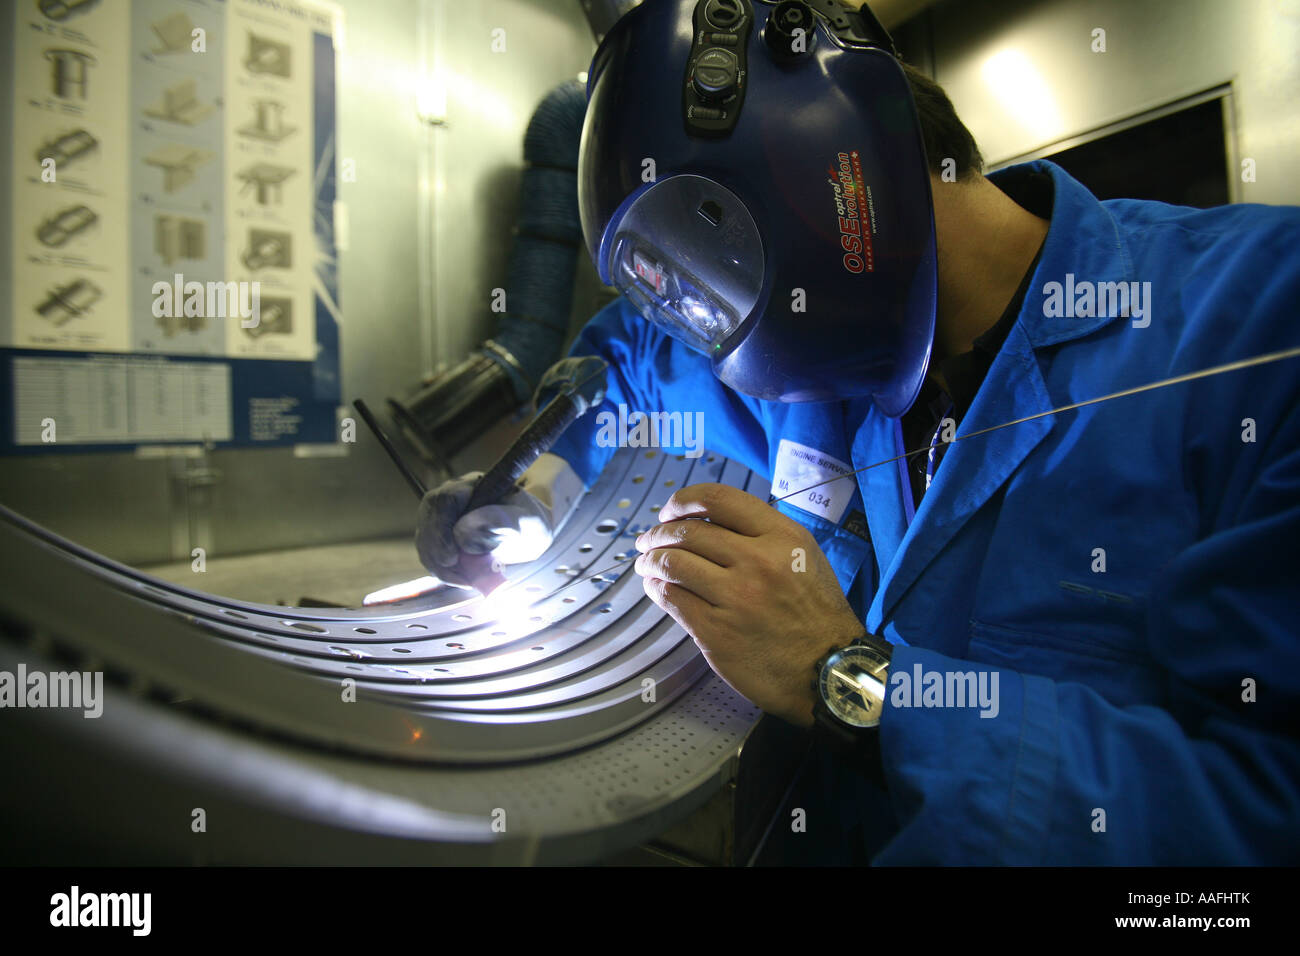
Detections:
550,160,1300,864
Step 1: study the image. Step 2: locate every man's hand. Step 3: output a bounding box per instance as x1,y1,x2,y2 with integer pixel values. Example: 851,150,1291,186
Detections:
633,482,867,727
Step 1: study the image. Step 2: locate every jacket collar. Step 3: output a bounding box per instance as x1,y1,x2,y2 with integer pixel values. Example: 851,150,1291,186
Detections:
861,160,1138,628
994,160,1139,348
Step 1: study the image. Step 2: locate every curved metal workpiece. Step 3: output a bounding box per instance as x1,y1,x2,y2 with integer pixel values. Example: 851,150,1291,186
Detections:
0,446,765,862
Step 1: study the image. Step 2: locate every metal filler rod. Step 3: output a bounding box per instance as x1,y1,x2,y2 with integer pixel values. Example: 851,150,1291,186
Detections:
553,345,1300,597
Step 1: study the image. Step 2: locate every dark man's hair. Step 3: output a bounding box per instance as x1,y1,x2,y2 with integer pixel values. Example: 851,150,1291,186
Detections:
900,61,985,181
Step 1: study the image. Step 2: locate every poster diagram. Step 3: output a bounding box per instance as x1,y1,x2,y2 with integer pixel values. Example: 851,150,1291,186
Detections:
2,0,341,449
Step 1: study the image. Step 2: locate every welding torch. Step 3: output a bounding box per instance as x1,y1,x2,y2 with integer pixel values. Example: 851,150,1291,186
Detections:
355,355,609,595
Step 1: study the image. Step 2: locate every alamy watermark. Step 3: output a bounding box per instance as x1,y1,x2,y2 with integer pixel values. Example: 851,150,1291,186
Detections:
151,274,261,328
889,662,1000,718
0,663,103,718
595,403,705,459
1042,273,1152,328
50,886,150,936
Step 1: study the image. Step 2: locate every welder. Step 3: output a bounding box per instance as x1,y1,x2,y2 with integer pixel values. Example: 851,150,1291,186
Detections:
417,0,1300,864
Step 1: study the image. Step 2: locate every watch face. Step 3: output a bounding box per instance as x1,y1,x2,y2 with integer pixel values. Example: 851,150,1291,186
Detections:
819,645,888,728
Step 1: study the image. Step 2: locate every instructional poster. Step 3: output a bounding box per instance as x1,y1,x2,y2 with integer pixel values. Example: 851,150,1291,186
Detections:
0,0,341,449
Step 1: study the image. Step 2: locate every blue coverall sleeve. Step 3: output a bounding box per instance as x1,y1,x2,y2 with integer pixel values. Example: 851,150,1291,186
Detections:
549,297,771,486
875,398,1300,865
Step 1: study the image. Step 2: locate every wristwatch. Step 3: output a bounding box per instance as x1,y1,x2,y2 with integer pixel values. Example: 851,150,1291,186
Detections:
811,633,893,753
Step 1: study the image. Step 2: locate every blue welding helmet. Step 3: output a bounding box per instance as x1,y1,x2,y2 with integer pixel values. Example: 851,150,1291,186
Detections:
579,0,937,414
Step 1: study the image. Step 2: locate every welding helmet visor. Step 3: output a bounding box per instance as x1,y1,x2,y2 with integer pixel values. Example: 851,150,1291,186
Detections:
607,174,763,353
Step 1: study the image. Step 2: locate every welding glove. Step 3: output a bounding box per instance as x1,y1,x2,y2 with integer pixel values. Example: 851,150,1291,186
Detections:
415,453,585,588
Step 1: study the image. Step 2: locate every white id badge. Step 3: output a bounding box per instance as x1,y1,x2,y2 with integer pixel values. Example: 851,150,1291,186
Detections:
770,439,854,524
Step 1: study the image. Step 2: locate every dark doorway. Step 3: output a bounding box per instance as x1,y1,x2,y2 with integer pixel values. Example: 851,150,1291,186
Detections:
1044,97,1231,207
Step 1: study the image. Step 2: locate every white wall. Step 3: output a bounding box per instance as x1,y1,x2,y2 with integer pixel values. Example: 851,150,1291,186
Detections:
926,0,1300,205
422,0,598,373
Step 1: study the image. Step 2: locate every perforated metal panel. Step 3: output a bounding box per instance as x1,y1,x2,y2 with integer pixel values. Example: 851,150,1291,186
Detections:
0,446,765,862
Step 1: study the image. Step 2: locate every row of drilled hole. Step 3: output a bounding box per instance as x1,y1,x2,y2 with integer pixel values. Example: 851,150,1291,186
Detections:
317,605,616,662
139,585,441,637
137,589,496,677
136,460,675,658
